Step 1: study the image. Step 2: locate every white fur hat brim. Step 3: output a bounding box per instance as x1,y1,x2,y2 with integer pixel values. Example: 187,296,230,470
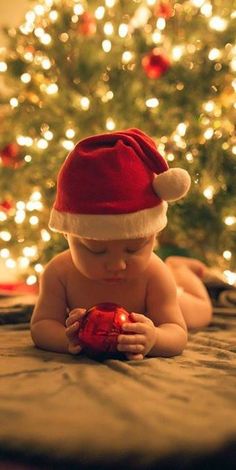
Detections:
49,202,168,240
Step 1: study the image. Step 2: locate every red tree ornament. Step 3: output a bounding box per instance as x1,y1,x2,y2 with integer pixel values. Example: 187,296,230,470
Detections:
78,12,97,36
142,49,171,79
154,1,174,19
0,143,21,168
78,302,134,356
0,199,14,213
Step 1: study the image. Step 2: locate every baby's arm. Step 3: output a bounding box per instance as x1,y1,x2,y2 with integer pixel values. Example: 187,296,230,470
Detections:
118,257,187,359
145,258,187,357
30,259,70,353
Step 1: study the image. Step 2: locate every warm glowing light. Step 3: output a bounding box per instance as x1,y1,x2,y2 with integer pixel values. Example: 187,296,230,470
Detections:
0,231,11,241
31,191,41,201
15,211,26,224
156,18,166,30
204,128,214,140
25,11,36,23
35,263,43,273
65,129,75,139
29,216,39,225
23,246,37,258
0,61,7,72
224,216,236,226
119,23,129,38
26,275,37,285
191,0,205,7
6,259,16,269
42,58,52,70
62,140,74,151
18,257,30,269
104,22,114,35
152,30,162,44
34,4,45,16
209,16,228,32
95,6,105,20
201,2,212,17
186,152,194,162
21,73,31,83
106,118,116,130
208,48,221,61
49,10,59,22
44,130,53,140
37,138,48,149
0,212,7,222
167,153,175,162
224,270,236,286
203,185,215,200
10,97,19,108
41,229,51,242
16,201,25,210
105,0,116,7
34,27,44,38
176,122,187,136
223,250,232,260
46,83,58,94
172,46,184,61
80,96,90,110
102,40,112,53
203,101,215,112
122,51,133,63
73,4,84,15
40,33,52,45
146,98,159,108
24,155,32,163
0,249,10,258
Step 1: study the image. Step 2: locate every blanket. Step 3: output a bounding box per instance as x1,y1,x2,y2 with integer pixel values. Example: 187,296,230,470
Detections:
0,311,236,469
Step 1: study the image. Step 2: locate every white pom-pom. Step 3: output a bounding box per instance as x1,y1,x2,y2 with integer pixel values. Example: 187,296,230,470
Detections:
153,168,191,201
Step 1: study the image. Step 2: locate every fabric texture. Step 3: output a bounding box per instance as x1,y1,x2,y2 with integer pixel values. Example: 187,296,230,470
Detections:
0,313,235,469
49,128,190,239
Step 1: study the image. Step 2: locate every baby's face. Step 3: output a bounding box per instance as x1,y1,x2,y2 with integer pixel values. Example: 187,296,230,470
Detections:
66,234,156,283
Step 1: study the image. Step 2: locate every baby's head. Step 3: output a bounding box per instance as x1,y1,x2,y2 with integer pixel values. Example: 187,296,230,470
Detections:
49,128,190,239
49,128,190,280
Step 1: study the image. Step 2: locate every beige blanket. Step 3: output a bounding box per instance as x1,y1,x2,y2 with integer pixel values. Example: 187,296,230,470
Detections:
0,313,235,469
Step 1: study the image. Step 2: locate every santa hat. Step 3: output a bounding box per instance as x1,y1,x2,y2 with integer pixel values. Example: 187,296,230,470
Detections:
49,128,191,240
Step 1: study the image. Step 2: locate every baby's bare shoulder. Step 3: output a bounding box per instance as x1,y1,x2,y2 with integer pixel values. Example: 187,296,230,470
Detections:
42,250,73,282
147,253,177,291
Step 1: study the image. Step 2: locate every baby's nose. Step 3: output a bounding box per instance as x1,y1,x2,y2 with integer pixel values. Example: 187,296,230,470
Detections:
106,257,126,272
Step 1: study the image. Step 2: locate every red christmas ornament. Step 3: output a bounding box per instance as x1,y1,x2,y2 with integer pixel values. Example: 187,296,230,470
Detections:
0,199,14,213
0,143,21,168
154,1,174,19
142,49,171,79
78,12,96,36
78,302,134,356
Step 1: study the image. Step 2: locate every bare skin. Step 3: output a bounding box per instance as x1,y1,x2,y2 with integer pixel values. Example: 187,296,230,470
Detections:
30,235,212,360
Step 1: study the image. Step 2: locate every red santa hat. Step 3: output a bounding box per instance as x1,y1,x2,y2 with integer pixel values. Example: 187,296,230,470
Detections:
49,128,191,240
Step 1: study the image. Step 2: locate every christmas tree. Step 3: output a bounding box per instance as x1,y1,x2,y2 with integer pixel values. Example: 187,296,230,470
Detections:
0,0,236,287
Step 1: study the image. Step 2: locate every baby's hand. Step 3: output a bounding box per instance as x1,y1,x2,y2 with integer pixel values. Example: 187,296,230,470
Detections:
117,312,156,361
65,308,87,355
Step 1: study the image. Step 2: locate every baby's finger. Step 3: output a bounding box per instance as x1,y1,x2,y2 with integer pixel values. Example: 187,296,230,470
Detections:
65,321,80,338
68,343,82,355
125,352,144,361
130,312,153,324
117,343,144,353
117,334,145,345
66,308,87,326
122,322,146,335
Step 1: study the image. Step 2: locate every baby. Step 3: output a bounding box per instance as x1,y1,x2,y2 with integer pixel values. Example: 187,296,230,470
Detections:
30,129,212,360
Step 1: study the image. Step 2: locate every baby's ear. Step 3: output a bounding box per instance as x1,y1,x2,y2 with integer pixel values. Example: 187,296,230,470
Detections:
63,233,68,240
